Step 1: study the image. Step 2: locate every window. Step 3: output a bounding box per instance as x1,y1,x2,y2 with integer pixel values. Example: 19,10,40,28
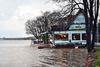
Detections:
54,34,68,40
72,33,80,40
82,33,86,40
75,26,81,28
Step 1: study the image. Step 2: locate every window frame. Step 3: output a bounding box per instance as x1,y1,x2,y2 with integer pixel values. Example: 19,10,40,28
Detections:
72,33,80,40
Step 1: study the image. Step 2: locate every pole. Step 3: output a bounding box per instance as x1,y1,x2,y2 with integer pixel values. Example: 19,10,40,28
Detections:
97,22,98,44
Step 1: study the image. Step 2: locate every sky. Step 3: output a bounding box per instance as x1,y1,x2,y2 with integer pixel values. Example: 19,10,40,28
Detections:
0,0,58,38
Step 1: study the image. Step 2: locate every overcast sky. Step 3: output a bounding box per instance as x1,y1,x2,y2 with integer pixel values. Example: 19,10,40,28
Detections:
0,0,58,38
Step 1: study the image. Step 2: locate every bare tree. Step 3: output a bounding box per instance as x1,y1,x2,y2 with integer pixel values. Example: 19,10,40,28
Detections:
52,0,100,52
42,11,61,34
25,11,61,40
25,20,40,39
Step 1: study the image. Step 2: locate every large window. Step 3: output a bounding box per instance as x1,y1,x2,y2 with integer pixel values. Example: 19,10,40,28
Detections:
54,34,68,40
72,33,80,40
82,33,86,40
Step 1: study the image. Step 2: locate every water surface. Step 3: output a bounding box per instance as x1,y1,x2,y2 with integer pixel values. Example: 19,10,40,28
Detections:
0,40,87,67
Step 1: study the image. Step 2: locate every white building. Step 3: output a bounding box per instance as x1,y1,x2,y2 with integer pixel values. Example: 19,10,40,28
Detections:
52,9,87,46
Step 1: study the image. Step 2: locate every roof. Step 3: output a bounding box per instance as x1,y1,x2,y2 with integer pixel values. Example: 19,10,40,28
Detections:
51,9,85,31
60,9,84,30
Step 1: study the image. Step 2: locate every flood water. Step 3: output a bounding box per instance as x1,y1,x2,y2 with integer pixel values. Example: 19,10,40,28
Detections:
0,40,88,67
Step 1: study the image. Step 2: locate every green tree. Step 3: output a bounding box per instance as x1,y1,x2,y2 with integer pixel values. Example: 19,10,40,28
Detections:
42,33,49,44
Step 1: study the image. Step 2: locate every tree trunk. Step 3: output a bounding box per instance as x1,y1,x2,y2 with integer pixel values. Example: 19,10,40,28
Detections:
83,0,92,52
92,0,99,50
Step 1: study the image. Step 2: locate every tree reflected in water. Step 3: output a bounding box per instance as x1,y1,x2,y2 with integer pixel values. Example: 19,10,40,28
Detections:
39,48,88,67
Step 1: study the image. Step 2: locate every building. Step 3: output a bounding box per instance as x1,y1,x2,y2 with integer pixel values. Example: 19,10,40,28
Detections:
51,9,87,46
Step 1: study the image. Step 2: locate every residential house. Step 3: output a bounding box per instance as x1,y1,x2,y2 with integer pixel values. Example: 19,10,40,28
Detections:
51,9,87,46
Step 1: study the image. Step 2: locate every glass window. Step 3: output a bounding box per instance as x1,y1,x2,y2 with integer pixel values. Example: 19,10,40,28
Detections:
82,33,86,40
72,33,80,40
54,34,68,40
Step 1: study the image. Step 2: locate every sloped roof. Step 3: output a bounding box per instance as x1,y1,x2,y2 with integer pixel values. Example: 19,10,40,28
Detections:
58,9,84,24
64,9,84,29
51,9,84,31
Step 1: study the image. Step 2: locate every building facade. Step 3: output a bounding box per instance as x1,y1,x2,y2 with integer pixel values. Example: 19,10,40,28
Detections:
52,9,87,45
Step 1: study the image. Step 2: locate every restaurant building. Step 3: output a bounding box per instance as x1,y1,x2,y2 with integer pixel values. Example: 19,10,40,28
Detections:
52,9,87,46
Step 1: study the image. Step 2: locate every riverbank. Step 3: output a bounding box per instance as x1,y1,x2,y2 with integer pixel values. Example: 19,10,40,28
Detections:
31,44,86,49
94,47,100,67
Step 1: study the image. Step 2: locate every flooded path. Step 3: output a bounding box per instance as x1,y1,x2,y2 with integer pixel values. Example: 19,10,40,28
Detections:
0,40,88,67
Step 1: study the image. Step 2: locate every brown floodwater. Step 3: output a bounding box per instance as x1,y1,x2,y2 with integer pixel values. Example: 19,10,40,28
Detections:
0,40,88,67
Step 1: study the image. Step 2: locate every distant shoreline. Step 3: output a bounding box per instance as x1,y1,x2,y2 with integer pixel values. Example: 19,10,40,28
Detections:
0,37,33,40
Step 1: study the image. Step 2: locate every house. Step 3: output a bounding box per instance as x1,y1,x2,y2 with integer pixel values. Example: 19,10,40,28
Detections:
51,9,87,46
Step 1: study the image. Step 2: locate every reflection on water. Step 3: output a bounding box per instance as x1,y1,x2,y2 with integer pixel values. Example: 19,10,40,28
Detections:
0,40,88,67
39,48,87,67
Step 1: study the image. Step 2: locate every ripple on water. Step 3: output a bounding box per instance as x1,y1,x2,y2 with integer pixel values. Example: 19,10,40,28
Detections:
0,43,88,67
